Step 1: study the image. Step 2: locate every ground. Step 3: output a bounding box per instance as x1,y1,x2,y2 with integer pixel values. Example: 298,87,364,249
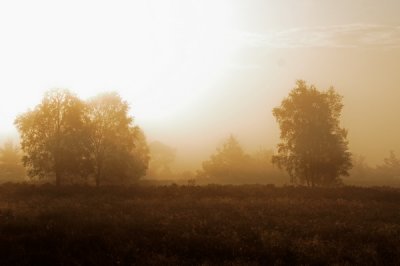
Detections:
0,183,399,265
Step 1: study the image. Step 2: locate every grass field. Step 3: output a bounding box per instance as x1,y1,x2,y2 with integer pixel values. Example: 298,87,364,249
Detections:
0,183,399,265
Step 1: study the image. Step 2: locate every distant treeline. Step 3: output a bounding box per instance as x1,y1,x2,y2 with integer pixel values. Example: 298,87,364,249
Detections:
2,135,398,187
348,152,400,187
1,81,399,187
0,140,26,183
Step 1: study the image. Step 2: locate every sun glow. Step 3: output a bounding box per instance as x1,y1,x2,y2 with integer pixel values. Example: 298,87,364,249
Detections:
0,0,238,132
128,0,237,122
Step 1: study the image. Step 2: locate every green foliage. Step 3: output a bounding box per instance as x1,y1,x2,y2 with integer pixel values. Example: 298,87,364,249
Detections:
272,80,352,186
0,184,399,265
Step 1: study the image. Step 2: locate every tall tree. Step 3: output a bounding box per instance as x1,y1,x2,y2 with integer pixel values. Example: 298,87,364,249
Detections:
14,89,89,185
272,80,352,186
86,92,149,186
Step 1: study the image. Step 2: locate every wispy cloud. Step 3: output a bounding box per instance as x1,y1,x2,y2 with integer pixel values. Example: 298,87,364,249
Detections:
239,24,400,48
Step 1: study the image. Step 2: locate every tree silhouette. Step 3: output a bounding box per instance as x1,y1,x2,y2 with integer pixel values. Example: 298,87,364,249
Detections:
377,151,400,179
15,89,89,185
0,140,20,165
147,141,176,178
86,92,149,186
129,126,150,181
0,140,26,182
200,135,252,182
272,80,352,186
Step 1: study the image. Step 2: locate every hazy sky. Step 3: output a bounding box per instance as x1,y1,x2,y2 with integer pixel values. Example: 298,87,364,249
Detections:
1,0,399,167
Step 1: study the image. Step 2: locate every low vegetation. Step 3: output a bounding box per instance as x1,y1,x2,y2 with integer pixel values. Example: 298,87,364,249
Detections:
0,184,399,265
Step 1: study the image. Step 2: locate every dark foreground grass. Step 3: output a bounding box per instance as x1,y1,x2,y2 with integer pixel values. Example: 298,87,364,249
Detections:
0,184,399,265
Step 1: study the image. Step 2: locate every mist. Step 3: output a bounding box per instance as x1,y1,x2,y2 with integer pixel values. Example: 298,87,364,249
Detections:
1,1,399,177
1,1,400,265
140,47,400,176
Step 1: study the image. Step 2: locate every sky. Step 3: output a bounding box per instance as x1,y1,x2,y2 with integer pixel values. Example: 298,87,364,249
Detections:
0,0,399,168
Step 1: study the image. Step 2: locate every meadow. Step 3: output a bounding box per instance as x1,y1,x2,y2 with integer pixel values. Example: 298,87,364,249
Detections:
0,183,399,265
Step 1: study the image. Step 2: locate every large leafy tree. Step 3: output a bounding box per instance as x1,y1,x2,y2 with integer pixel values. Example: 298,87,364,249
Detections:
272,80,352,186
15,89,90,185
86,92,149,186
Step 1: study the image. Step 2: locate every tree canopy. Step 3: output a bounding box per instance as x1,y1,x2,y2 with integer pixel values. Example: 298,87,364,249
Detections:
272,80,352,186
87,92,149,186
15,89,89,185
199,136,286,184
201,136,250,181
15,90,149,186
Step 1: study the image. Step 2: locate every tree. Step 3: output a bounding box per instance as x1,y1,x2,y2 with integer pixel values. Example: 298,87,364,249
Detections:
0,140,20,165
250,149,279,179
147,141,176,178
15,89,89,185
272,80,352,186
350,155,371,179
0,140,26,182
199,137,287,184
86,92,149,186
377,151,400,179
129,126,150,181
200,135,252,182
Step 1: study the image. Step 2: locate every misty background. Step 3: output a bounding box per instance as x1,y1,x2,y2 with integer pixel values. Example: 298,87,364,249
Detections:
0,0,399,173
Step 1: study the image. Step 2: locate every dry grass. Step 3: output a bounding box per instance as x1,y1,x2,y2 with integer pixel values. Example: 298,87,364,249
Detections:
0,183,399,265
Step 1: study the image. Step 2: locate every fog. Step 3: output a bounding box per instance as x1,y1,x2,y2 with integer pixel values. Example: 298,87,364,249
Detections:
1,0,399,175
2,2,400,264
143,47,400,172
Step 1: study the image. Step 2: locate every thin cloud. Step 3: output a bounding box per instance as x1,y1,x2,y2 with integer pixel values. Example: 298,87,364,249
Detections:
240,24,400,48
